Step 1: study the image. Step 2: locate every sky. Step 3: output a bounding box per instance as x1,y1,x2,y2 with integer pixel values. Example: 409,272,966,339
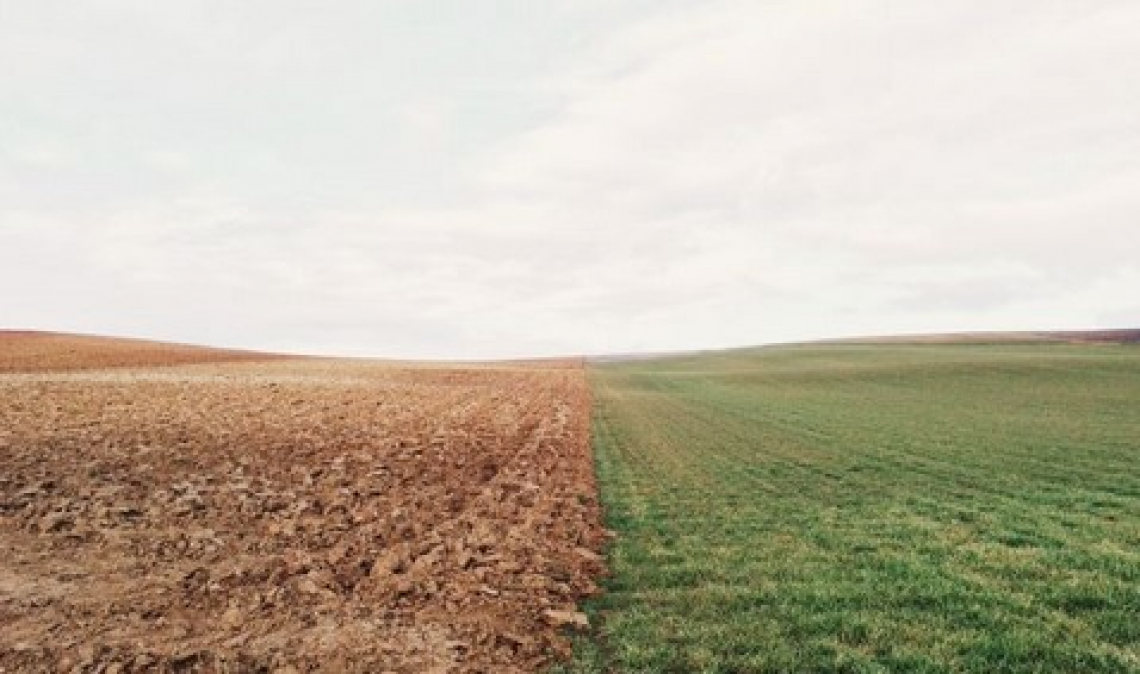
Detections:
2,1,1138,359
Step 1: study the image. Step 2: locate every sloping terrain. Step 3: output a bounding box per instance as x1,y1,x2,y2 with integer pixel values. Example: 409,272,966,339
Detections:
0,331,281,373
822,328,1140,345
0,335,606,672
1042,329,1140,344
571,343,1140,672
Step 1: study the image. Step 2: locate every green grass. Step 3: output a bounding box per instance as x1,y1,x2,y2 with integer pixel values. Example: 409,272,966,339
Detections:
563,344,1140,673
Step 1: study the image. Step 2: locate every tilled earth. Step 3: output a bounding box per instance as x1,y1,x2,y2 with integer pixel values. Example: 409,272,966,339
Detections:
0,337,606,673
0,332,282,373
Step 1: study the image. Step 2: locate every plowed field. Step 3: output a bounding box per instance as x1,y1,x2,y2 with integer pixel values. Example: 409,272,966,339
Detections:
0,336,605,672
0,332,282,373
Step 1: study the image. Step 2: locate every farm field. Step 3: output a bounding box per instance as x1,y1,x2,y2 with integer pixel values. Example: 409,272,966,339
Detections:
0,334,605,672
0,331,283,373
570,343,1140,672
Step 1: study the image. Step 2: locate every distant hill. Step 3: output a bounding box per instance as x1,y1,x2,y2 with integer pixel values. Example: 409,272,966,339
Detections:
0,331,282,373
829,329,1140,345
6,328,1135,373
589,329,1140,363
1040,329,1140,344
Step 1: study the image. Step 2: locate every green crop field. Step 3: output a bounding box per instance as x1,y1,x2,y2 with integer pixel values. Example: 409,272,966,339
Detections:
565,344,1140,673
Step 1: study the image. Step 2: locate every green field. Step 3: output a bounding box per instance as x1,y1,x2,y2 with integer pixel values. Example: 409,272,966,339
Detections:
567,344,1140,673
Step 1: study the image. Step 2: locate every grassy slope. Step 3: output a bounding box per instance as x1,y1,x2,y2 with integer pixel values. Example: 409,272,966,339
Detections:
568,344,1140,673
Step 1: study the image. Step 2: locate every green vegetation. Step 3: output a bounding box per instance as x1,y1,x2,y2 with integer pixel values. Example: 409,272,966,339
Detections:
568,344,1140,673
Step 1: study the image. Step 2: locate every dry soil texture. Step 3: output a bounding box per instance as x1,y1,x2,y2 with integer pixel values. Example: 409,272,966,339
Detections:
0,336,605,673
0,332,282,373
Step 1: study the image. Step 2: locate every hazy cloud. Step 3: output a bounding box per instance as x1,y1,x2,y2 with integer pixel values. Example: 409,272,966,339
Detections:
2,1,1137,357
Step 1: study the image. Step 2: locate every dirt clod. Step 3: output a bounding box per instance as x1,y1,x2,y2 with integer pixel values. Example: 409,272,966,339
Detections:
542,610,590,631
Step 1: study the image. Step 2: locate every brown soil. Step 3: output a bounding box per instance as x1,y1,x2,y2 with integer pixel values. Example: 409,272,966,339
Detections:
0,335,606,673
0,332,283,373
1041,329,1140,344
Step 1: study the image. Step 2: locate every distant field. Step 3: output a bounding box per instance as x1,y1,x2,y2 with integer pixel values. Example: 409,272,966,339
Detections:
569,344,1140,672
0,330,281,372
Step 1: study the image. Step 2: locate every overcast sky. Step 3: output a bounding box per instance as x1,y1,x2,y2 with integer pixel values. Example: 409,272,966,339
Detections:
2,1,1138,358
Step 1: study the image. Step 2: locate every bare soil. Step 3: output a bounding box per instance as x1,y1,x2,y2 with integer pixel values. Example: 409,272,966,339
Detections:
0,332,283,373
0,335,605,673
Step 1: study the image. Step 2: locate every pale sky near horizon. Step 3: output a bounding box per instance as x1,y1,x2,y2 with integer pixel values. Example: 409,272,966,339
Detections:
2,1,1138,358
